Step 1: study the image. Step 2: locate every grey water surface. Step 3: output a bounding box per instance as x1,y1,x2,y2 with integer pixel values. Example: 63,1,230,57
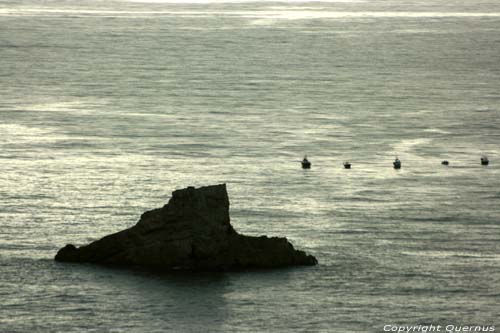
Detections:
1,0,499,331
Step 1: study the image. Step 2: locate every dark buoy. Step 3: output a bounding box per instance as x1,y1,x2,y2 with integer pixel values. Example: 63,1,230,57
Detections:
481,156,489,166
441,160,449,166
301,156,311,169
393,157,401,169
343,162,351,169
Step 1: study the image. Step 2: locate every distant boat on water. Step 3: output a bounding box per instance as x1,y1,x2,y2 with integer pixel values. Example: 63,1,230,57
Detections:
295,156,490,170
393,157,401,169
301,156,311,169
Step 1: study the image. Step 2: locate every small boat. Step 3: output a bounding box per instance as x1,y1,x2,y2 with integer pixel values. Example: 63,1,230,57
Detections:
301,156,311,169
343,162,351,169
441,160,449,166
393,157,401,169
481,156,489,166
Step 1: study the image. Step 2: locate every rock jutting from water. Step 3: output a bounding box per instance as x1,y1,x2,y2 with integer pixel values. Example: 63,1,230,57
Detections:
55,184,317,270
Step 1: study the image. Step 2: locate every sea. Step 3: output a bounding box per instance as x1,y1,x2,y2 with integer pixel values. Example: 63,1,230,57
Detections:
1,0,499,331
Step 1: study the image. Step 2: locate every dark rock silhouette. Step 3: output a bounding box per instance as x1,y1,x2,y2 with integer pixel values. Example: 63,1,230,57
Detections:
55,184,317,270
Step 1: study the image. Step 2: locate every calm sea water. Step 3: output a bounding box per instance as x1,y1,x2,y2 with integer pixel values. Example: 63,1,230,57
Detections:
1,0,499,331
